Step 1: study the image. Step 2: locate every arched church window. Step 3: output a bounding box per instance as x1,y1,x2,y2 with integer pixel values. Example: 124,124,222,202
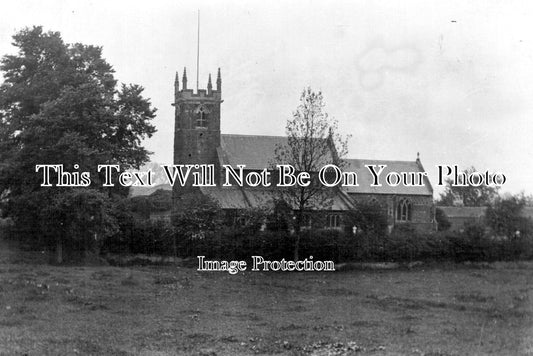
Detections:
328,214,340,228
195,105,209,128
396,198,412,222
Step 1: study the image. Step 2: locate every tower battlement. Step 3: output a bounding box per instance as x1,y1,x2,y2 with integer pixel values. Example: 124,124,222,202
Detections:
174,67,222,101
175,89,221,100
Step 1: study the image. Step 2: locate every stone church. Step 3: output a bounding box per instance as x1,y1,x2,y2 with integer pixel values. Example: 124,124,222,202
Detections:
169,67,436,232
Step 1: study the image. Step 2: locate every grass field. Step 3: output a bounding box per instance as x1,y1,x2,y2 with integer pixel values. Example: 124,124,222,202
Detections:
1,241,533,355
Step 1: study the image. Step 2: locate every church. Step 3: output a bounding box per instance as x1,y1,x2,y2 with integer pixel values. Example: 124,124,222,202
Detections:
167,67,436,232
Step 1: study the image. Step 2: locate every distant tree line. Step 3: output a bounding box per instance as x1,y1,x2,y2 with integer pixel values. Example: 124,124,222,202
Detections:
99,190,533,264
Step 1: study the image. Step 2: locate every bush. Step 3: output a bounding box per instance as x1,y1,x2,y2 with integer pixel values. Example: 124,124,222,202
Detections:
346,200,389,236
102,218,174,256
435,208,451,231
102,206,533,264
298,229,349,262
486,194,533,238
177,228,358,263
177,228,295,261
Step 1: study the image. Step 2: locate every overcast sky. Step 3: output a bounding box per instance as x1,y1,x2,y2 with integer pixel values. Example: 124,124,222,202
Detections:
1,0,532,196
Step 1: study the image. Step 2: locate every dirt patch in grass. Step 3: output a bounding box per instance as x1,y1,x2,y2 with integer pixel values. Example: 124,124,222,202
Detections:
455,292,495,303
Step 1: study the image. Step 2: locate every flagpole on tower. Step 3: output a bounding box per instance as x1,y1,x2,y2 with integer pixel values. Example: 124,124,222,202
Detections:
196,9,200,92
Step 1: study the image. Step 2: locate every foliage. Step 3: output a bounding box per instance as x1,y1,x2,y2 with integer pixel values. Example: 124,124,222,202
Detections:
435,207,451,231
265,198,294,232
171,193,223,256
101,215,533,263
0,27,156,261
42,189,118,261
437,166,499,207
232,206,270,233
146,189,172,211
43,188,117,238
297,228,349,262
346,199,389,236
272,87,349,259
126,189,172,219
485,193,532,238
172,193,223,238
273,88,349,215
102,217,174,256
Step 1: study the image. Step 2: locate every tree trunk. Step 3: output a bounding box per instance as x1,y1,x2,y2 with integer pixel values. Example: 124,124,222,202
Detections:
294,233,300,261
84,233,90,260
173,230,178,264
293,209,303,261
55,235,63,264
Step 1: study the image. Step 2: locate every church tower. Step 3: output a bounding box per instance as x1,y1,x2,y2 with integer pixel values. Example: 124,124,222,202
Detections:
172,67,222,196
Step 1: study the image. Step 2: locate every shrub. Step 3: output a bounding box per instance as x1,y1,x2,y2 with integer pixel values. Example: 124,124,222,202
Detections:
102,218,174,256
102,204,533,264
486,194,533,238
435,208,451,231
346,200,389,236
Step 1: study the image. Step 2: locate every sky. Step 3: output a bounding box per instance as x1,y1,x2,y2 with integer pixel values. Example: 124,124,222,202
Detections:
1,0,532,196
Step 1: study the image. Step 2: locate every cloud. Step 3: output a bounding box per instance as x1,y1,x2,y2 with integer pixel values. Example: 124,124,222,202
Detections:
357,46,422,90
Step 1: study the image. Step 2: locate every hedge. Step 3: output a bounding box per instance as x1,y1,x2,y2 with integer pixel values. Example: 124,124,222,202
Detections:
101,219,533,263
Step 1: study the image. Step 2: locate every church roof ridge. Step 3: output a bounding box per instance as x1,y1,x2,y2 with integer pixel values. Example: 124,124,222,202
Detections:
221,133,286,139
345,158,419,164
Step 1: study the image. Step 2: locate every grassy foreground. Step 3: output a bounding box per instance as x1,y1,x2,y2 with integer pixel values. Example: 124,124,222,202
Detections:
0,244,533,355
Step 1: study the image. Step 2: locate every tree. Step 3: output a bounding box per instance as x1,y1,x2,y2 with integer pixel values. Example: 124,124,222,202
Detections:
347,199,389,236
42,189,118,263
435,207,451,231
172,193,223,257
486,193,532,238
0,27,156,262
437,166,499,207
273,87,349,259
266,198,294,232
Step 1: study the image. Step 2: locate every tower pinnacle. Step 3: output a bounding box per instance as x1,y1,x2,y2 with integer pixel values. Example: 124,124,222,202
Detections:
182,67,188,90
207,73,212,94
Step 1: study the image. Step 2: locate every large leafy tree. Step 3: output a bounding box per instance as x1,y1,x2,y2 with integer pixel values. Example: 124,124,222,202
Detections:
0,27,156,262
273,87,349,259
437,166,499,207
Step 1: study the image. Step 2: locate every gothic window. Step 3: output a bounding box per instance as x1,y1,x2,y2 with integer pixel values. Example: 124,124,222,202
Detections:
396,198,412,222
328,214,340,228
195,105,209,128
